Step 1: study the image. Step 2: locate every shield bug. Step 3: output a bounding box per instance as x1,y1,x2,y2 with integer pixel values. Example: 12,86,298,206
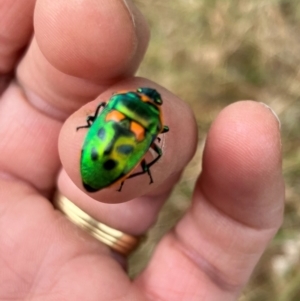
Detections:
77,87,169,192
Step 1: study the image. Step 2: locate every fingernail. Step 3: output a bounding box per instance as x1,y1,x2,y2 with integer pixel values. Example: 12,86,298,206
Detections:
121,0,136,27
259,102,281,129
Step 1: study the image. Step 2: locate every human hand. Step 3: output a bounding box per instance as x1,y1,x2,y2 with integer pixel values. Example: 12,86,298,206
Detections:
0,1,284,300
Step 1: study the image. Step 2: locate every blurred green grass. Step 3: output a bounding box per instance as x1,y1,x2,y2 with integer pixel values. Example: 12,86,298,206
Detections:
130,1,300,300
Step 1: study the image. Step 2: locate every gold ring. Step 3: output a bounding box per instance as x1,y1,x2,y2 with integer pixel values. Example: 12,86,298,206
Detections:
53,191,141,256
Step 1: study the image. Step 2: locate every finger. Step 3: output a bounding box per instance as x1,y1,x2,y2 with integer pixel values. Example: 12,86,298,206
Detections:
0,0,35,92
200,101,283,229
0,179,148,301
134,102,284,301
57,170,182,235
57,78,197,232
0,0,149,194
17,0,149,119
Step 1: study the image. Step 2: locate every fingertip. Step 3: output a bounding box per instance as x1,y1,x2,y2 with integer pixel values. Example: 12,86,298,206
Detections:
205,101,281,176
58,79,198,203
34,0,149,80
199,100,284,228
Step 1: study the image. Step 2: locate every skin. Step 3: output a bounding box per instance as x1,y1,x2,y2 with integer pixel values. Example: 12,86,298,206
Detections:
0,1,284,300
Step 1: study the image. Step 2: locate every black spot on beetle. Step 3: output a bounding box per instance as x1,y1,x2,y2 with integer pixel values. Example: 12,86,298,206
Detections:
119,119,130,129
91,147,98,161
83,182,98,192
98,128,106,140
117,144,134,155
103,141,114,155
103,159,117,170
112,122,133,138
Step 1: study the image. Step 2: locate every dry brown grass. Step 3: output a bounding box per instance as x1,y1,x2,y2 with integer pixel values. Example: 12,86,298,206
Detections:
130,1,300,300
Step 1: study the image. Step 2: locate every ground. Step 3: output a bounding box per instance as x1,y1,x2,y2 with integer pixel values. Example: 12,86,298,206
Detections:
130,1,300,300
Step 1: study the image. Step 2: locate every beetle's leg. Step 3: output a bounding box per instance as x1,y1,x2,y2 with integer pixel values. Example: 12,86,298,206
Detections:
91,102,107,119
76,116,93,131
117,181,125,192
142,159,153,184
76,102,106,131
156,125,169,143
146,143,162,169
126,143,162,184
125,159,153,184
162,125,169,133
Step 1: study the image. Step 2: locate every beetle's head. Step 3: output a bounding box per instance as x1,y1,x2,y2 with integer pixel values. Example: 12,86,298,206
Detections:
137,87,163,105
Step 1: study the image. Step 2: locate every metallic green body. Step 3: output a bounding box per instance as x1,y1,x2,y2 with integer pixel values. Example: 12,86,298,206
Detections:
79,88,165,192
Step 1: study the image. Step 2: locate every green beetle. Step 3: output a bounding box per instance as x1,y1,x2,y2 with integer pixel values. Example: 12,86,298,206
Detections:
77,87,169,192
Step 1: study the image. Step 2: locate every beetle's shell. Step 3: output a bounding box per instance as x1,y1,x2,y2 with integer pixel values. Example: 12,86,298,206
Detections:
80,91,163,192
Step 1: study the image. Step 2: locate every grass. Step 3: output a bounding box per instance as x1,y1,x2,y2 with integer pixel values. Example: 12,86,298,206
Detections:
130,1,300,300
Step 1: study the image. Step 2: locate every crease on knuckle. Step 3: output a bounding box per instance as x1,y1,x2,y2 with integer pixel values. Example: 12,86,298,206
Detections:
172,229,243,293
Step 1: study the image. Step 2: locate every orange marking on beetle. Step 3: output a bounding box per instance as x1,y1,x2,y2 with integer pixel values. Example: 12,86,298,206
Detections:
105,110,125,122
113,90,130,95
130,121,145,141
140,95,151,102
